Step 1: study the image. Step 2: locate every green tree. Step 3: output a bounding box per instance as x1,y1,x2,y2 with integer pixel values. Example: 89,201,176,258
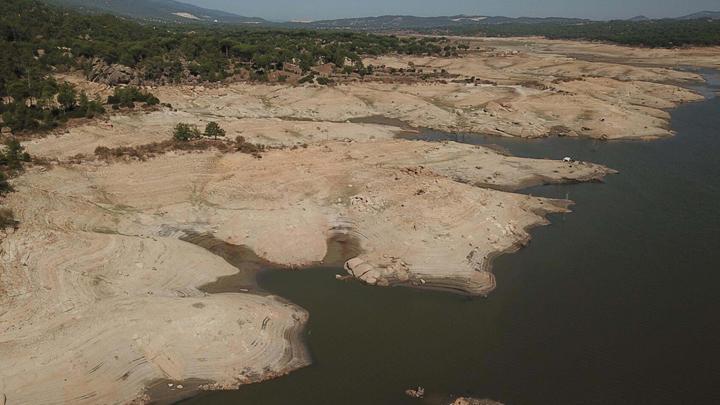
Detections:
108,87,159,108
173,122,200,141
203,121,226,140
77,91,105,118
57,83,77,112
0,207,16,228
316,77,332,86
0,172,11,194
1,138,31,170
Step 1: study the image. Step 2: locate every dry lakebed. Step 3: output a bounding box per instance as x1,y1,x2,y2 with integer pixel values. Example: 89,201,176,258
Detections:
1,36,719,404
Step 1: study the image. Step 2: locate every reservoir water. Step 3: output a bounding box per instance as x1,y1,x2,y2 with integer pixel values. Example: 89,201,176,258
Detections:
181,71,720,404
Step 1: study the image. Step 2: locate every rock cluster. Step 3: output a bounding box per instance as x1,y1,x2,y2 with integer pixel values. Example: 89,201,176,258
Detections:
451,398,504,405
345,256,411,287
87,58,140,86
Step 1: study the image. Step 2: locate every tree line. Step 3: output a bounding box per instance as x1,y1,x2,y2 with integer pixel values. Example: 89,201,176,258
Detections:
0,0,447,134
433,19,720,48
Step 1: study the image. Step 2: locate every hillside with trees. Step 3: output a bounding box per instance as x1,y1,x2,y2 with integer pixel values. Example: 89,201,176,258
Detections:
0,0,445,134
433,19,720,47
45,0,268,24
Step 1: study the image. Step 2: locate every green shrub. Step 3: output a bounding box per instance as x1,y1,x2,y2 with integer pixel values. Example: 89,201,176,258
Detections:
0,207,17,229
173,123,201,141
0,138,31,170
298,74,315,84
0,172,11,194
316,77,332,86
75,91,105,118
57,83,77,111
203,122,226,139
145,95,160,106
107,87,159,108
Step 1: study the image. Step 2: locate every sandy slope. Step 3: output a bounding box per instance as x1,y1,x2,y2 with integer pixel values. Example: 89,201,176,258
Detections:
6,37,711,403
361,50,702,138
460,37,720,70
0,174,309,404
27,75,699,161
2,138,611,403
29,38,709,163
160,75,699,140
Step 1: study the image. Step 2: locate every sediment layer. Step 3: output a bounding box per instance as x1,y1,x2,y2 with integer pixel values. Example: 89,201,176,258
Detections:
7,120,614,403
7,36,711,403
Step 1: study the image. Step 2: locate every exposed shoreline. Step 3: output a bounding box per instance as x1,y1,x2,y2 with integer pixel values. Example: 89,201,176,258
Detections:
0,139,612,404
2,38,718,404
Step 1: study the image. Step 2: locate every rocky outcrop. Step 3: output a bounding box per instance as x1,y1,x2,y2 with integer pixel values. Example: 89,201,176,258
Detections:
0,192,310,404
6,111,614,405
87,58,140,86
451,398,504,405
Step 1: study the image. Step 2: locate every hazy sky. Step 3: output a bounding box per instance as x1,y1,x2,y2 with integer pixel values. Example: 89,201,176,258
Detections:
182,0,720,21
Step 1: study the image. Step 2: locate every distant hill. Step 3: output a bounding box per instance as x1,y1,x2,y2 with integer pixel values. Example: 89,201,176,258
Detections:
676,11,720,20
39,1,720,30
45,0,267,24
291,15,588,30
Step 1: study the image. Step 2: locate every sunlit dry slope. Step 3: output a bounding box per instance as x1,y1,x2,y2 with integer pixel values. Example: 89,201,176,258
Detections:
2,138,611,403
4,35,718,403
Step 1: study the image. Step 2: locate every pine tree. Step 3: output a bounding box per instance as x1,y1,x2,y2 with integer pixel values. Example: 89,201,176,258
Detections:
204,122,226,140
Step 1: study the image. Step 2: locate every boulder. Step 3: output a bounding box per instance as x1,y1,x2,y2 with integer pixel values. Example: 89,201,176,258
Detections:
405,387,425,398
87,58,137,86
451,398,503,405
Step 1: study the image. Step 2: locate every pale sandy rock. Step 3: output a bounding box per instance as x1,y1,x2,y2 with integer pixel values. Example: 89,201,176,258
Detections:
28,44,709,165
451,397,504,405
3,137,607,402
6,134,597,403
149,78,698,141
3,137,609,402
467,37,720,70
0,184,309,404
9,37,705,404
9,139,612,292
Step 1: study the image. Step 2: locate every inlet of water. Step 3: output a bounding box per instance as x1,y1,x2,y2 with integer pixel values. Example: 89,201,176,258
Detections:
181,71,720,405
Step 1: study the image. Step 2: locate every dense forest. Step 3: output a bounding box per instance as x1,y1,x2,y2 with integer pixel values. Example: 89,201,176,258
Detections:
0,0,445,133
437,19,720,47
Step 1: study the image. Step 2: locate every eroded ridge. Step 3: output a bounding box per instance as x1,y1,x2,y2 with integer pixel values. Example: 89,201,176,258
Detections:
0,136,614,403
0,176,310,404
24,40,712,165
21,34,715,402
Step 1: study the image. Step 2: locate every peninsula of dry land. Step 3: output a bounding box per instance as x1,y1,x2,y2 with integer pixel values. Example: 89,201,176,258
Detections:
2,36,718,404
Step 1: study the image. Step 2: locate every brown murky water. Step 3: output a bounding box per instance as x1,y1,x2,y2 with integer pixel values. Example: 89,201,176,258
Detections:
179,71,720,405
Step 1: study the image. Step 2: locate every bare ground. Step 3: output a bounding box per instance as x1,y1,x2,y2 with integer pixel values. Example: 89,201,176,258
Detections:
3,37,715,404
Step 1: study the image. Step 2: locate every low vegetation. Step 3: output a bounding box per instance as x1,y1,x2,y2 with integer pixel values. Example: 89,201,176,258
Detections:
0,172,11,195
0,138,31,171
204,121,226,140
173,121,229,141
0,207,17,229
172,123,201,141
107,86,159,109
0,0,448,133
0,138,32,230
98,122,265,161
